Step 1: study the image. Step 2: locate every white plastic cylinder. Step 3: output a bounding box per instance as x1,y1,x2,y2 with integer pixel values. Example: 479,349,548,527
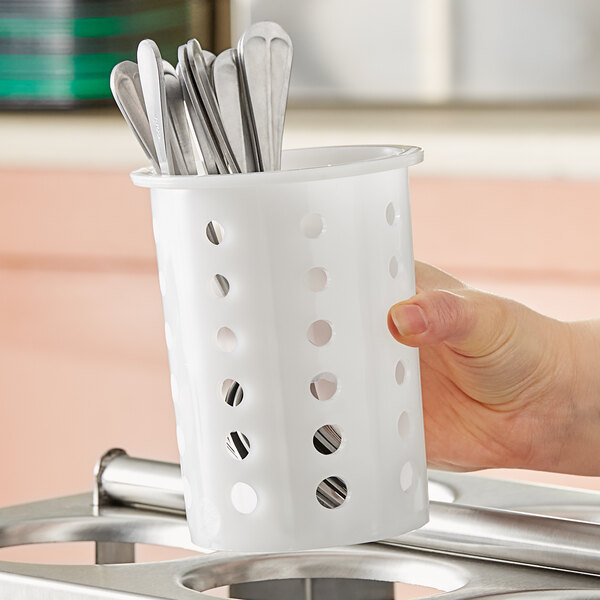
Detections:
131,145,428,552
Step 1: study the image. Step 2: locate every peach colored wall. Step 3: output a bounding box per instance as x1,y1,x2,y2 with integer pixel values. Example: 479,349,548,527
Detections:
2,169,600,513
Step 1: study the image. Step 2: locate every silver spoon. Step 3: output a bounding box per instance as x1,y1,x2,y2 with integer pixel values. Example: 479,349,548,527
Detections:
213,48,256,173
110,61,160,173
177,45,226,174
162,60,197,175
238,21,293,171
203,50,216,73
186,38,241,174
137,39,173,175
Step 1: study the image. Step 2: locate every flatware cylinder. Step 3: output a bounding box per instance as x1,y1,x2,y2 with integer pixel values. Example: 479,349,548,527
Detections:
131,144,427,551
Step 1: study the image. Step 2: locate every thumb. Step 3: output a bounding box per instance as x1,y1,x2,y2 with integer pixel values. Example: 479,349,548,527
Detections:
388,289,510,355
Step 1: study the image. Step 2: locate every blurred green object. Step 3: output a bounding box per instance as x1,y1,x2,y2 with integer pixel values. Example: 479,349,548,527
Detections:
0,0,206,109
0,10,187,38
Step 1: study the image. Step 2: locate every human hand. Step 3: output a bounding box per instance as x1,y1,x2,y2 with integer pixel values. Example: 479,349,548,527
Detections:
388,262,600,476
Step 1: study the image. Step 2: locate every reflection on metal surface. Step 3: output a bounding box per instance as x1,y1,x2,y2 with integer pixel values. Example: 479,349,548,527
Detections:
477,594,600,599
427,480,457,503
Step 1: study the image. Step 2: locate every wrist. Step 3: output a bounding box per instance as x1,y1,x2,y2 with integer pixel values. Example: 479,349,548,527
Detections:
553,320,600,475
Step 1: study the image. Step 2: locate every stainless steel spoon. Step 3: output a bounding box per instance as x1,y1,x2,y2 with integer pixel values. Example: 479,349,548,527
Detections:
213,48,256,173
162,61,197,175
177,45,226,174
238,21,293,171
110,61,160,173
202,50,216,72
137,39,174,175
186,39,241,174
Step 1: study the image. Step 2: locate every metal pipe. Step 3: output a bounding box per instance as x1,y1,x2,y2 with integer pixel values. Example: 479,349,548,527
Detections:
385,501,600,576
96,451,600,575
97,451,185,513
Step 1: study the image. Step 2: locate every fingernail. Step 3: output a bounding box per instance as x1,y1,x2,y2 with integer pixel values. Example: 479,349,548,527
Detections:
391,304,428,336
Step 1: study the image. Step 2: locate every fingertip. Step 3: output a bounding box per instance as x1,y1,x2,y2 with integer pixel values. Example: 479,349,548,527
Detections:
387,302,429,348
390,303,428,336
387,307,403,342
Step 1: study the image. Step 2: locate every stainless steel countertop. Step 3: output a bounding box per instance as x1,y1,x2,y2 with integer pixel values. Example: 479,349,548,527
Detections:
3,450,600,599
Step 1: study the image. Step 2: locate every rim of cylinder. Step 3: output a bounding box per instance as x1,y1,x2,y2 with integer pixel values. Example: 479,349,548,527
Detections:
130,144,423,189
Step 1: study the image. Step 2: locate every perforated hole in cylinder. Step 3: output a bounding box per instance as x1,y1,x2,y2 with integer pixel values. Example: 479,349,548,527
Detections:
395,361,406,385
211,274,230,297
226,431,250,460
206,220,224,245
310,372,338,401
398,411,410,438
305,267,328,292
386,202,398,225
389,256,399,278
313,425,342,455
231,482,258,514
301,213,325,238
221,379,244,406
216,327,237,352
401,462,414,491
316,476,348,509
307,320,333,346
